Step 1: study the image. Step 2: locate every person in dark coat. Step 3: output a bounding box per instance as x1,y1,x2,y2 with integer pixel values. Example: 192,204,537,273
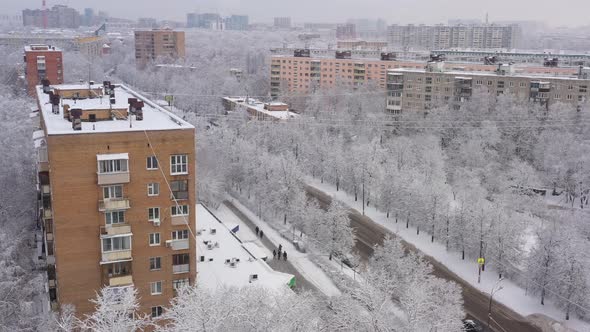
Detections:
259,230,264,239
255,226,259,235
277,249,282,260
283,251,287,261
273,249,276,259
278,244,282,252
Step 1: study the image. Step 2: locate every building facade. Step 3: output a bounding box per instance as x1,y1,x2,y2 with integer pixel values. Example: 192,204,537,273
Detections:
134,29,185,67
24,45,63,96
387,24,520,50
34,82,197,318
385,62,590,114
336,40,388,50
226,15,249,31
270,52,578,98
274,17,292,29
23,5,81,29
336,23,357,40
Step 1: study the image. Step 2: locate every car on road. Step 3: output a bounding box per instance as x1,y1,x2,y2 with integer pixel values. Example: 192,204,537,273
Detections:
463,319,484,332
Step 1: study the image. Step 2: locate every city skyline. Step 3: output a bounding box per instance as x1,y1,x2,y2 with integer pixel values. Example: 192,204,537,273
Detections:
2,0,589,27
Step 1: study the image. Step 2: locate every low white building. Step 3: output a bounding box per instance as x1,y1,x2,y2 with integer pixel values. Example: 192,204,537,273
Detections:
196,204,295,290
222,96,299,121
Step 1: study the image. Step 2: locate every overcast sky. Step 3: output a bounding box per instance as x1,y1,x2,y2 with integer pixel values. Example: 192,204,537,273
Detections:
2,0,588,27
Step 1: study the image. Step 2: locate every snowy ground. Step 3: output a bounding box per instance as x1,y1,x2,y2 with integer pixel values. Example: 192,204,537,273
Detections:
214,200,342,297
306,177,590,332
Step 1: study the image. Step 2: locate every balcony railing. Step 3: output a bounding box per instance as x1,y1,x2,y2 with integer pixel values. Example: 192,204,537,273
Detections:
166,239,189,250
97,172,130,185
99,198,130,212
100,224,132,236
171,215,189,226
172,264,190,274
102,250,132,263
109,275,133,287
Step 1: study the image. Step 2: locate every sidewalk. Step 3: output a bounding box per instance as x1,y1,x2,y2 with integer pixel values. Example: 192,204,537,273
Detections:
221,199,341,297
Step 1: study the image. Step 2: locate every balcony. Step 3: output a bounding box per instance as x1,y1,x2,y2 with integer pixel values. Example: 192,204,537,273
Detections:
99,198,130,212
172,264,190,274
97,172,130,185
41,184,51,195
166,239,189,250
109,275,133,287
100,224,132,236
171,215,189,226
43,208,52,220
101,250,132,263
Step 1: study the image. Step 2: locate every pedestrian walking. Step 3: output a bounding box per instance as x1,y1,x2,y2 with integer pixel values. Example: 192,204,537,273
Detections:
278,244,282,252
259,230,264,239
277,249,282,260
273,250,276,259
255,226,259,235
283,251,287,261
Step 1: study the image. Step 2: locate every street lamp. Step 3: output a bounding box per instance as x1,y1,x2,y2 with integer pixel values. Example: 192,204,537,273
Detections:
487,277,504,332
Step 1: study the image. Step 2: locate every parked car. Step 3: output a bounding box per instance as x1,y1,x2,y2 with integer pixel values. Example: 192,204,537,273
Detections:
463,319,483,332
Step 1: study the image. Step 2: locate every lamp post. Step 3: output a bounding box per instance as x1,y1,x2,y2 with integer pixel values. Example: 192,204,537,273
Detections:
487,278,504,332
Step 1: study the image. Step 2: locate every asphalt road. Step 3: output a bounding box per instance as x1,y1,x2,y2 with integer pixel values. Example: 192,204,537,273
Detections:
306,185,542,332
223,201,319,294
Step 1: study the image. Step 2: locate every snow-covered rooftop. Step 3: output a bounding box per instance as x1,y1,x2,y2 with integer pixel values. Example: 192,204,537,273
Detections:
24,44,61,52
196,204,295,291
223,97,299,121
389,67,590,81
36,83,194,135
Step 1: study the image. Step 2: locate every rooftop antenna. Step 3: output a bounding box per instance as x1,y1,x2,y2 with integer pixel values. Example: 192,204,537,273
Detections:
486,13,489,25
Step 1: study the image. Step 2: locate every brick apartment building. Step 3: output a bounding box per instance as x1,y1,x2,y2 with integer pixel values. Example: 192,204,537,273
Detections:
270,51,579,98
24,45,63,96
33,81,196,318
134,29,185,68
385,61,590,114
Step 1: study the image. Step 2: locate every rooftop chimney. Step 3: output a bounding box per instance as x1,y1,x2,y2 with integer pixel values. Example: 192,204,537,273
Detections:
70,109,82,131
41,79,51,94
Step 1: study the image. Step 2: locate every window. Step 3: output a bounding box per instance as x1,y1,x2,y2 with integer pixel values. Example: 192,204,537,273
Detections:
107,262,129,276
170,155,188,175
150,257,161,270
106,211,125,225
147,156,158,170
149,233,161,246
98,159,128,173
151,306,163,318
103,185,123,199
173,253,190,265
147,183,160,196
171,205,189,216
148,207,160,222
150,281,162,295
170,180,188,200
172,230,189,240
102,236,131,252
173,278,189,291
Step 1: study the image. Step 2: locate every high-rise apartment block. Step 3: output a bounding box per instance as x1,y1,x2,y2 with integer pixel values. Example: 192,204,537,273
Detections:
225,15,249,31
274,17,292,29
34,81,197,317
24,44,63,96
385,62,590,114
23,5,81,29
387,24,520,50
270,51,577,98
336,23,357,40
134,29,185,67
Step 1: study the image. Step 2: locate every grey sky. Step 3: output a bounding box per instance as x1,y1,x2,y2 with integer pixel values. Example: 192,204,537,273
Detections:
2,0,588,27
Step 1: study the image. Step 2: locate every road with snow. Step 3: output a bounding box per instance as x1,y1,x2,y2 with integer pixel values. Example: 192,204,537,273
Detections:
306,185,542,332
